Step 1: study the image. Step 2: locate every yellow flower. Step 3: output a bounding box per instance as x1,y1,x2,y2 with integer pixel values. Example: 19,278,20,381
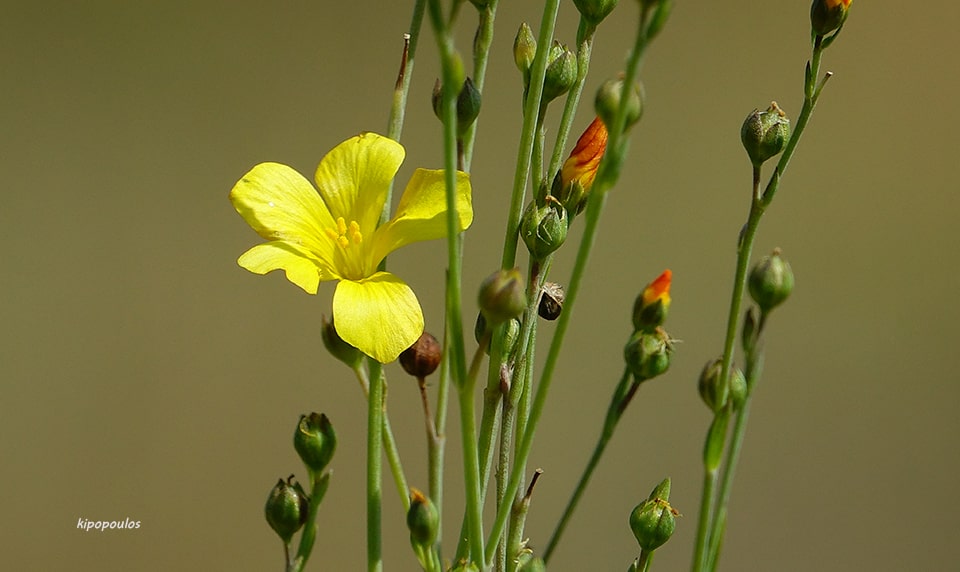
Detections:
230,133,473,363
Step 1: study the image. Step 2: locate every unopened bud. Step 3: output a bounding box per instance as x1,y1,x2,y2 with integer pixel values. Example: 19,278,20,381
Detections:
632,270,672,332
322,315,362,369
629,477,678,552
407,488,439,548
748,248,794,313
623,328,673,381
478,268,527,324
810,0,852,37
573,0,619,26
400,332,442,378
521,198,568,260
514,23,537,78
595,77,644,133
294,412,337,473
558,116,608,215
543,41,577,103
539,282,565,321
432,77,482,136
698,359,747,413
741,102,790,167
517,556,547,572
475,313,521,358
264,476,308,543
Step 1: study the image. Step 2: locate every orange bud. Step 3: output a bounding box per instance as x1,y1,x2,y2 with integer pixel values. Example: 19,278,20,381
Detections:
642,269,672,308
560,116,608,193
633,269,671,332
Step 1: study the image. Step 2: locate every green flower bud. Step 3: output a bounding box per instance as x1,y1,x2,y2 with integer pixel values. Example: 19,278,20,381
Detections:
623,328,673,381
629,477,677,552
264,476,308,543
543,41,577,103
539,281,565,321
521,198,568,260
573,0,619,26
632,270,672,332
514,23,537,78
432,77,483,137
321,315,362,369
294,413,336,473
475,313,521,358
810,0,851,37
698,359,748,413
450,562,481,572
478,268,527,324
517,556,547,572
741,102,790,167
741,307,759,355
595,77,644,133
729,367,748,410
698,358,728,413
407,488,439,548
748,248,794,313
399,332,442,379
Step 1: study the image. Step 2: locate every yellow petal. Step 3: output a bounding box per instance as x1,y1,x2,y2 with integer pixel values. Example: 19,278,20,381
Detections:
314,133,404,237
370,168,473,264
229,162,336,270
332,272,423,363
238,241,336,294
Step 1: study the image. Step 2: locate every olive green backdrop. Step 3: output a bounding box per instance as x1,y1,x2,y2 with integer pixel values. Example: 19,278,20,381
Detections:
3,2,957,570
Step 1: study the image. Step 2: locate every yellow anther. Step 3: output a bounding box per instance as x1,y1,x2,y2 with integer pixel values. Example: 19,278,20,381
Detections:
329,217,363,249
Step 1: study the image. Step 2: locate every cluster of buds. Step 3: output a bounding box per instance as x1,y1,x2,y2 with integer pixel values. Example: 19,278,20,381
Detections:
624,270,674,382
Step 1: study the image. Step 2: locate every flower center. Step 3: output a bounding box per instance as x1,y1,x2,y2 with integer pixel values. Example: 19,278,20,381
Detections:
326,217,363,249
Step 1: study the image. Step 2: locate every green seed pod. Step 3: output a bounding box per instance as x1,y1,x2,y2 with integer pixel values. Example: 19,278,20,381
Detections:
629,478,677,552
264,476,308,543
748,248,795,314
478,268,527,324
521,198,568,260
741,102,791,167
623,328,673,381
698,358,728,413
294,413,337,473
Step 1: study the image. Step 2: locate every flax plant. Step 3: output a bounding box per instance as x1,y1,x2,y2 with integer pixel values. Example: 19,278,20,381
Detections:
228,0,856,570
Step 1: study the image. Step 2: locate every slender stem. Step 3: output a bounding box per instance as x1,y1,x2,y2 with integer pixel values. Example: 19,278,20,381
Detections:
544,367,633,562
691,464,719,572
459,337,491,565
704,399,753,571
366,360,384,572
382,0,426,227
485,4,653,560
499,0,562,270
461,1,499,171
638,549,654,572
290,471,332,572
353,365,411,511
546,20,595,179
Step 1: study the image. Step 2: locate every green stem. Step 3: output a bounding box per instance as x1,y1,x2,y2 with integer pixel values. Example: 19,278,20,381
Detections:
485,5,653,561
638,549,654,572
382,0,426,227
461,0,499,171
545,19,595,179
499,0,562,270
691,464,719,572
543,366,633,562
459,337,491,566
289,471,332,572
353,365,411,511
366,360,384,572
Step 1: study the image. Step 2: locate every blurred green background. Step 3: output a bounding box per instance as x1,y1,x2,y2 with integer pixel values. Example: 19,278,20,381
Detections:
3,1,958,570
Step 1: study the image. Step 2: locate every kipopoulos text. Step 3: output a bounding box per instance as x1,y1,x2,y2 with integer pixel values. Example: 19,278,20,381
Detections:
77,517,141,531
